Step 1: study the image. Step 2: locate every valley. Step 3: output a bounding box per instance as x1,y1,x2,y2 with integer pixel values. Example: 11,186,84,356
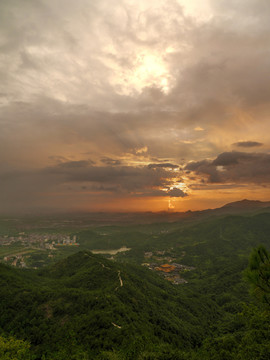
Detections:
0,201,270,359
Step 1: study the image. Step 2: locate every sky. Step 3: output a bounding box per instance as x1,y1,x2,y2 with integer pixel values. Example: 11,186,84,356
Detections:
0,0,270,214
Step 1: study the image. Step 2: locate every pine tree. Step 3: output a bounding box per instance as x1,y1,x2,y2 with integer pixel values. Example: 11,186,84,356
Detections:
245,245,270,306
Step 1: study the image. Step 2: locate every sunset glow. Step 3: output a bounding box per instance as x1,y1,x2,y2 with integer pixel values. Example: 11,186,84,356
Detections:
0,0,270,214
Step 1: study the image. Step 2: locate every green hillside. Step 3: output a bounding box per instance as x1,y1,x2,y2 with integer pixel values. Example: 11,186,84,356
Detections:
0,213,270,359
0,251,218,359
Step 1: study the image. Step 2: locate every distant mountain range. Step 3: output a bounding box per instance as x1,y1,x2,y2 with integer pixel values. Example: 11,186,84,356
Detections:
221,199,270,209
133,199,270,224
16,199,269,226
66,199,270,225
194,199,270,219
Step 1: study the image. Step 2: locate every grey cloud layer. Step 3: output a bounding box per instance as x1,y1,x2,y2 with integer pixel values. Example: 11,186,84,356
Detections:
46,161,182,194
0,160,186,211
1,0,270,143
233,141,263,148
1,0,270,211
185,151,270,184
2,0,270,113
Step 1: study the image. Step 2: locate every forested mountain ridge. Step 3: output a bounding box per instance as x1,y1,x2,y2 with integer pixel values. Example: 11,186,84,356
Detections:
0,212,270,359
0,251,218,359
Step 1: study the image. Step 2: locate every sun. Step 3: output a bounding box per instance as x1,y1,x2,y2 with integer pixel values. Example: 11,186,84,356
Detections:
133,53,170,92
114,51,170,95
168,199,176,211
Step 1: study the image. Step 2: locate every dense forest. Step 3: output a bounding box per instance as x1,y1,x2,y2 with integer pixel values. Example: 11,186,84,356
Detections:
0,212,270,359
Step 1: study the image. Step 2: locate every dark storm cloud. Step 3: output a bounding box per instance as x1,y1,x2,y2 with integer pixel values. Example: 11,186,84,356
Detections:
184,160,210,172
58,160,95,168
45,161,182,192
100,157,122,166
138,188,187,198
0,160,187,212
185,159,221,183
212,152,253,166
189,183,246,191
167,188,187,198
185,151,270,184
233,141,263,148
147,163,179,169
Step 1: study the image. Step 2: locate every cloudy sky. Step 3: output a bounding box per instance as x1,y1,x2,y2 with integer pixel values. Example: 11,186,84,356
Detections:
1,0,270,213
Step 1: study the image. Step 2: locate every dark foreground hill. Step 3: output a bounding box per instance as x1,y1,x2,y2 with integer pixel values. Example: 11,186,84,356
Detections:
0,251,217,359
1,212,270,359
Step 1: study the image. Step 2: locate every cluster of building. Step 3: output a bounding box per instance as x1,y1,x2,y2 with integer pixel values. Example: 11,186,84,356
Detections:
0,233,79,249
1,233,81,268
144,251,165,257
144,250,177,263
142,262,195,285
0,235,21,246
4,255,27,268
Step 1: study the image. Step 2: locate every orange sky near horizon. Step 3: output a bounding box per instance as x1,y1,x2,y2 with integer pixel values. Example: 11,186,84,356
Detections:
0,0,270,214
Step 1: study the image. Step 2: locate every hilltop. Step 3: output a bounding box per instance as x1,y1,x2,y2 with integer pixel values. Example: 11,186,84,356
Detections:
0,251,217,359
1,212,270,359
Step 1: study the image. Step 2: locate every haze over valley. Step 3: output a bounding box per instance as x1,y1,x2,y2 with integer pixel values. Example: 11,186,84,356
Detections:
1,0,270,359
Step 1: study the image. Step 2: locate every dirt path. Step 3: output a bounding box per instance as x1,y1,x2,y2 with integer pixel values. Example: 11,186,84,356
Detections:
118,270,123,287
111,322,121,329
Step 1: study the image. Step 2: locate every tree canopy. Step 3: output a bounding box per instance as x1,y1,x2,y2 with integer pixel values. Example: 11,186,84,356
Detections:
245,245,270,306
